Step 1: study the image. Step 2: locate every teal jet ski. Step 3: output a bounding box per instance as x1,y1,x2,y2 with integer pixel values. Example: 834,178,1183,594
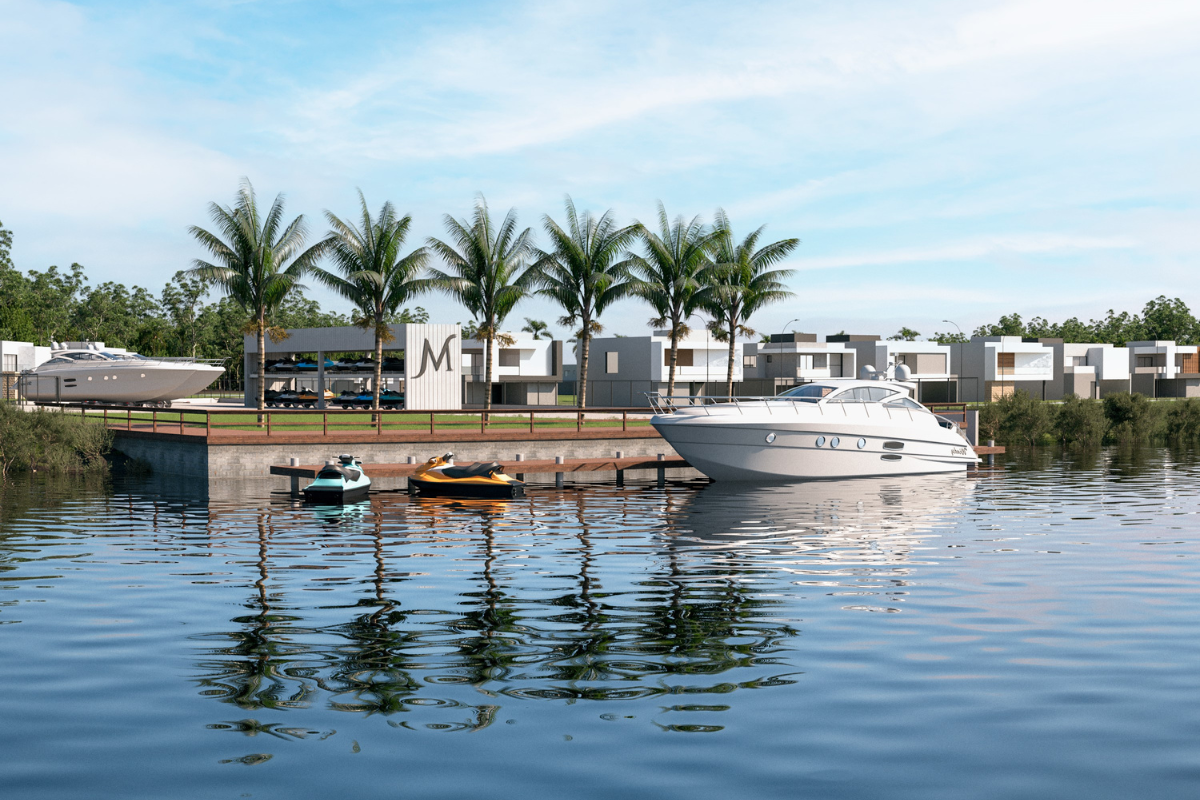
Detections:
302,454,371,503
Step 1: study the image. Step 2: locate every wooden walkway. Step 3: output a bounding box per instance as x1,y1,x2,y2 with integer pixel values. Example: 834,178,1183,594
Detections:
270,455,688,480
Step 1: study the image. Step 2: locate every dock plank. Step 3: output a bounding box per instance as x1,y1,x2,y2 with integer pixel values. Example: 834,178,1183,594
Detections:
270,455,689,479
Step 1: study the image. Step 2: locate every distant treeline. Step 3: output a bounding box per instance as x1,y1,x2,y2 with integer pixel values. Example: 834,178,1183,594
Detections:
927,296,1200,346
980,391,1200,447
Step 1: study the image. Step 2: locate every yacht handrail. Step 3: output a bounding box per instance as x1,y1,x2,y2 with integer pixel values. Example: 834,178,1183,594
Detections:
646,392,818,415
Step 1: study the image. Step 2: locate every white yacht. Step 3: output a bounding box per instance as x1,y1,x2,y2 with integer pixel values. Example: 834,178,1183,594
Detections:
650,374,978,481
19,342,225,406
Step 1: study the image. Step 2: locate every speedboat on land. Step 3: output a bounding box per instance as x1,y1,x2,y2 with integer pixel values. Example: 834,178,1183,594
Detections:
20,343,224,406
303,454,371,503
650,376,978,482
408,453,526,499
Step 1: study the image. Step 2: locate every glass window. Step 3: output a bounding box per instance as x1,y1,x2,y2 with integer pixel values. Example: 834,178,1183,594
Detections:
886,396,926,411
866,387,895,402
3,355,17,371
815,436,826,447
498,349,520,367
828,387,872,402
606,352,618,374
830,437,840,448
742,355,757,368
779,384,836,402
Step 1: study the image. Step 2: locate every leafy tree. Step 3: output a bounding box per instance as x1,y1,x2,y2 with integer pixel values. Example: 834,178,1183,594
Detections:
931,330,967,344
0,219,12,271
627,203,722,399
1103,392,1164,442
994,389,1052,445
1166,398,1200,440
161,270,211,357
1055,395,1108,446
974,313,1026,337
1141,296,1197,343
187,179,326,413
521,318,553,340
530,198,636,408
699,210,796,399
425,196,534,412
888,327,920,341
391,306,429,324
311,191,428,410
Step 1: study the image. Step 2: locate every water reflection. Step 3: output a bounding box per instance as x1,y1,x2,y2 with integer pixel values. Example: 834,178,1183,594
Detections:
187,477,975,731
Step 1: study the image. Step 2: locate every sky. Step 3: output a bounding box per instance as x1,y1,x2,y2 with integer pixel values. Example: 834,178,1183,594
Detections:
2,0,1199,347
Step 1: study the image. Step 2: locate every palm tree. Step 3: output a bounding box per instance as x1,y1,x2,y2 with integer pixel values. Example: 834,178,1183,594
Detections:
626,203,722,400
425,196,534,412
530,198,637,408
188,179,324,414
310,190,428,411
700,210,798,400
521,318,552,340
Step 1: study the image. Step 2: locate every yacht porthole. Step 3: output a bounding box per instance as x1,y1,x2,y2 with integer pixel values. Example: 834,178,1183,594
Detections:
857,438,866,449
765,433,776,443
815,436,826,447
104,376,109,380
140,373,146,378
830,437,840,448
87,376,92,381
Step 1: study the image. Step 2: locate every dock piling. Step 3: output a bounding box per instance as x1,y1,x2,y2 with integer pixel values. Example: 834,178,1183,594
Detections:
555,456,564,489
657,453,665,488
615,451,624,486
515,453,524,482
987,440,996,467
289,457,300,496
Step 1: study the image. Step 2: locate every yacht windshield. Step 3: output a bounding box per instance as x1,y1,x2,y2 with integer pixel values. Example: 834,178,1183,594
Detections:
778,384,837,402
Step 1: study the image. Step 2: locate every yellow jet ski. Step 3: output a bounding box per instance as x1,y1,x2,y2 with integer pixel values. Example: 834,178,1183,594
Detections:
408,453,526,499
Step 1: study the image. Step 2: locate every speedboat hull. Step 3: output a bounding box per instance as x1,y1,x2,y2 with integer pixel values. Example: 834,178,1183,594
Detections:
408,477,525,499
302,483,371,504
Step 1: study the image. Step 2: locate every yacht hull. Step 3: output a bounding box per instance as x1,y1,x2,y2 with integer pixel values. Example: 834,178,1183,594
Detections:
20,364,223,404
652,417,976,481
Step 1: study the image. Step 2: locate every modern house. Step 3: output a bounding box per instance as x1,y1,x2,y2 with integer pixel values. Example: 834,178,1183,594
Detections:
1126,341,1200,398
952,336,1056,401
584,331,742,406
832,336,957,402
461,334,563,406
0,340,52,400
1039,341,1131,399
740,333,857,395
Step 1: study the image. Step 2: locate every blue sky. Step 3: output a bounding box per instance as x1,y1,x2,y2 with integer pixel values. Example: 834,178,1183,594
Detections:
2,0,1199,344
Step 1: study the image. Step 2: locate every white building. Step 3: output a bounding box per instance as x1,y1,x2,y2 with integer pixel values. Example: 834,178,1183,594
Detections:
1126,340,1200,398
1041,341,1131,399
0,340,52,400
953,336,1056,402
461,334,563,406
740,333,857,394
834,337,957,402
584,330,742,406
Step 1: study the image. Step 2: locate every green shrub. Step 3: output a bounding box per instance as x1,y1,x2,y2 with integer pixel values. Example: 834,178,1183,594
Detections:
1055,394,1108,446
0,404,113,479
995,389,1052,445
1103,392,1164,443
1165,398,1200,440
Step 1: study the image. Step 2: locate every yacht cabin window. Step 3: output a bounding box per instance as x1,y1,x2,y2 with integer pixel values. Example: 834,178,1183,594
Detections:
885,396,926,411
778,384,836,402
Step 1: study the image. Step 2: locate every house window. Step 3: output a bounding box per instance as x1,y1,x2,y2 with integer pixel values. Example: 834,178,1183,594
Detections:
664,348,694,367
498,349,520,367
2,355,15,372
997,352,1015,374
1180,353,1200,373
742,355,757,368
606,352,619,374
1136,356,1154,368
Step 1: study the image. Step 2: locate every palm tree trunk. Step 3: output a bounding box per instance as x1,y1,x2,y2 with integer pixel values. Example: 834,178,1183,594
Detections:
257,310,266,424
484,330,494,414
373,325,384,412
667,322,679,401
726,318,736,401
578,331,591,409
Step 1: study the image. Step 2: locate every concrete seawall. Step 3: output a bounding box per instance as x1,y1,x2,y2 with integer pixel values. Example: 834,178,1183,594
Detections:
112,430,688,489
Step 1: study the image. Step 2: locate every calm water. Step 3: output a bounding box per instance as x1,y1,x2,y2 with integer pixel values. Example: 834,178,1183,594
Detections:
1,450,1199,799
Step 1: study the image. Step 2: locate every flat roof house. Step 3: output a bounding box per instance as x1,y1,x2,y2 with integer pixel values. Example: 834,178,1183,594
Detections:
1040,341,1131,399
461,334,562,406
1126,340,1200,398
584,330,742,406
0,341,52,400
741,333,857,395
952,336,1056,402
832,336,957,402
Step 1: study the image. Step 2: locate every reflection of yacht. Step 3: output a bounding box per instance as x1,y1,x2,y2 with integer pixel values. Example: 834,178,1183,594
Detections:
650,378,978,481
20,342,224,405
664,475,973,550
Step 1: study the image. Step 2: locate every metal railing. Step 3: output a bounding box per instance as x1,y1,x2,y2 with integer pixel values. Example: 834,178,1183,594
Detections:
39,403,658,438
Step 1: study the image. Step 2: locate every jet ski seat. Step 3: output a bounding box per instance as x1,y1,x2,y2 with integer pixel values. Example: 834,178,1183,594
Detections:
318,465,362,482
440,461,505,479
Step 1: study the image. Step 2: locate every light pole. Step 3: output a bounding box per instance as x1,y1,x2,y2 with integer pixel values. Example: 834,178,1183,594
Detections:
943,319,962,402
